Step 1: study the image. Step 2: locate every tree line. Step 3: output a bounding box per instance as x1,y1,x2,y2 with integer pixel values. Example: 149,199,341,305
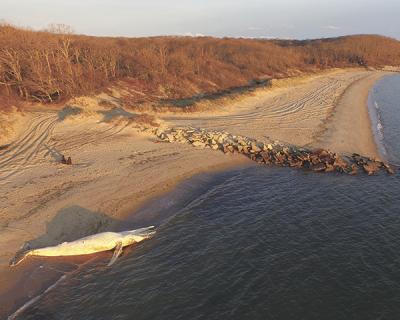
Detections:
1,24,399,108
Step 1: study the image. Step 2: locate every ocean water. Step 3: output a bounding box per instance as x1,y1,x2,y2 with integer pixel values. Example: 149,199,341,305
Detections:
18,75,400,320
369,74,400,165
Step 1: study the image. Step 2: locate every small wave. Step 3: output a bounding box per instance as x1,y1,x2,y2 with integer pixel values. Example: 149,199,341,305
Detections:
377,122,384,139
375,103,385,142
375,117,388,156
368,97,388,158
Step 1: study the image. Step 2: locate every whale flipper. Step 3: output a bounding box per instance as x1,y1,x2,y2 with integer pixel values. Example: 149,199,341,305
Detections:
108,241,123,266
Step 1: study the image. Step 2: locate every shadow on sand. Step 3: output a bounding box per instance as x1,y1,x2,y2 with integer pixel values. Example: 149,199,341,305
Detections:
14,205,136,258
57,106,83,121
57,105,138,123
98,107,136,122
43,144,64,162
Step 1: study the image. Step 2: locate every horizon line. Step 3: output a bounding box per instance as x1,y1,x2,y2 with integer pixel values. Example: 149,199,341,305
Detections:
1,21,399,42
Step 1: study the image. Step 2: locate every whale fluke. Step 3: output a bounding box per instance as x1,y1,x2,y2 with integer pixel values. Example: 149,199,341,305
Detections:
9,242,32,267
9,251,30,267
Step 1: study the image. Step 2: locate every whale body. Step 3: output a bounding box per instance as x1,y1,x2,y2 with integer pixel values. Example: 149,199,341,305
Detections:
10,226,156,267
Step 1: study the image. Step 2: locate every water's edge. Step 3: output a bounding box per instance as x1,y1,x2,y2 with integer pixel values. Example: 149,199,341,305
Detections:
6,165,254,320
367,75,391,160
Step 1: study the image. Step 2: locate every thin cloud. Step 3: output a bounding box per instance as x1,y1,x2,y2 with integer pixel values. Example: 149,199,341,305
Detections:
248,26,262,31
323,25,341,30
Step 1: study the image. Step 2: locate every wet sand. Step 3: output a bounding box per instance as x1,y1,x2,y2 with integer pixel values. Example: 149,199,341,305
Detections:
0,68,390,318
316,72,386,159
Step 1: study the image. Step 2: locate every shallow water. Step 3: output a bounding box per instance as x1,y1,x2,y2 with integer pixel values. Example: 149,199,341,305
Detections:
369,74,400,165
19,75,400,320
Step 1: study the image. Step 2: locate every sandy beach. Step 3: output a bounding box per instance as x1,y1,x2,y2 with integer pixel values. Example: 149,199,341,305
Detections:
0,68,390,317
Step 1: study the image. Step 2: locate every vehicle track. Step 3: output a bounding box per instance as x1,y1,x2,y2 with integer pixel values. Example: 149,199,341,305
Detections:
0,113,59,184
164,72,369,145
0,113,130,186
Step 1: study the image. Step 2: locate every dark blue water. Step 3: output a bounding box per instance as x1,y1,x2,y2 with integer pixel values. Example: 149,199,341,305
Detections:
19,75,400,320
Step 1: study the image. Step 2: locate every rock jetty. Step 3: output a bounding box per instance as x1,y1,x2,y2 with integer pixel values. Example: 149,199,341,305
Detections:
153,126,395,176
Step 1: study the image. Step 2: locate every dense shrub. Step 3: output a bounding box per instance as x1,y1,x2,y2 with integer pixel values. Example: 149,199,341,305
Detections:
0,24,399,108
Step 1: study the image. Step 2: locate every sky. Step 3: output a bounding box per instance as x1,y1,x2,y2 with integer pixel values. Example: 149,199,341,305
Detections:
1,0,400,39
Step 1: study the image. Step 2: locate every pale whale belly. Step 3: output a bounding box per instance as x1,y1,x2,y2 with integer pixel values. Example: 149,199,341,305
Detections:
10,226,155,266
32,232,124,257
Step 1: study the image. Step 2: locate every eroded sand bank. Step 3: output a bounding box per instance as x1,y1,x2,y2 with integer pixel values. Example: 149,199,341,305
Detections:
0,69,390,317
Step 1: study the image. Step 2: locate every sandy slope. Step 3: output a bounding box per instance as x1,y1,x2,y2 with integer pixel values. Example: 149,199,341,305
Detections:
0,109,30,147
0,69,389,317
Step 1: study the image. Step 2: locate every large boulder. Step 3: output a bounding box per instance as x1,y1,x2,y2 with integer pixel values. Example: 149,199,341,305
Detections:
363,161,380,175
250,142,261,153
211,144,219,150
192,141,206,148
312,163,326,172
166,133,175,142
383,163,395,175
349,164,358,175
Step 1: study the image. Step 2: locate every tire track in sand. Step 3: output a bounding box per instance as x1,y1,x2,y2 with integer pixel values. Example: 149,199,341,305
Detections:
0,113,59,185
163,72,370,146
0,113,131,187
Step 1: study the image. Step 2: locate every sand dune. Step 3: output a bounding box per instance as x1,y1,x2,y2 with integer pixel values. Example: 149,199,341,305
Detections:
0,68,389,317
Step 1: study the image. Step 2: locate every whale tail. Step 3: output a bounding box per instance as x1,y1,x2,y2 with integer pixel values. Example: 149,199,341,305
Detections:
9,252,29,267
9,243,32,267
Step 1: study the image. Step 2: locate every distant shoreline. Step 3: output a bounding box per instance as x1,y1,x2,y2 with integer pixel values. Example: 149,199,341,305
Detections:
0,68,392,318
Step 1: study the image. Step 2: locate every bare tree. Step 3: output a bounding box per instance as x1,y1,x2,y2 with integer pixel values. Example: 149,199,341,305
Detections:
0,24,399,110
47,23,74,59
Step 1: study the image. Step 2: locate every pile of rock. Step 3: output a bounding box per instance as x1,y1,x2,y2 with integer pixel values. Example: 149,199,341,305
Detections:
154,127,395,176
351,153,394,175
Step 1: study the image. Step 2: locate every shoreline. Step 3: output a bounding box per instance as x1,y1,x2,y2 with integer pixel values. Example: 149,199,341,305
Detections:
316,72,390,159
0,69,390,318
366,73,400,162
0,148,251,318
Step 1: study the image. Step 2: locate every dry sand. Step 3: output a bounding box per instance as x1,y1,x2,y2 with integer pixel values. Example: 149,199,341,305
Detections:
163,69,384,154
0,69,390,317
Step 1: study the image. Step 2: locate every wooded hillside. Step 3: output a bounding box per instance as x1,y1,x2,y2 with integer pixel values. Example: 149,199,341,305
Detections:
1,24,399,108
